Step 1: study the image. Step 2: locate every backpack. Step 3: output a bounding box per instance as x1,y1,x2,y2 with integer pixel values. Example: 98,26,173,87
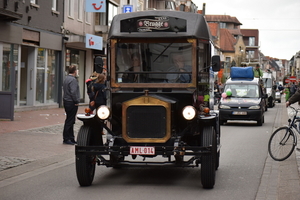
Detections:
86,79,96,99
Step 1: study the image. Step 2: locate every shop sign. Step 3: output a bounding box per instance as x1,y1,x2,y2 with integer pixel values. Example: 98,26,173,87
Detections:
86,0,106,12
85,34,103,50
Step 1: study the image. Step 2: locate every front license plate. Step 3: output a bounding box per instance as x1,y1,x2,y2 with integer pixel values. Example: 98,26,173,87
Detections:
232,111,247,115
130,146,155,155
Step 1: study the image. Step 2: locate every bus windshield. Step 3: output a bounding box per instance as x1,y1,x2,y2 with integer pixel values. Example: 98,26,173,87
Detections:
114,42,192,83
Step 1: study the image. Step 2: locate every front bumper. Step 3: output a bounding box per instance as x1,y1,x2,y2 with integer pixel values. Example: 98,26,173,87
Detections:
219,109,263,121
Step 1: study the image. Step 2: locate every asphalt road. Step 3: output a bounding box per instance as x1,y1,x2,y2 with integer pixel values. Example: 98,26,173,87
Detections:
0,102,300,200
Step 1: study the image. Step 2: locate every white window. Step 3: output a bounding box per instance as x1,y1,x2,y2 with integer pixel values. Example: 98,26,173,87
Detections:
52,0,57,11
30,0,37,4
108,3,118,26
85,11,91,24
68,0,74,18
247,51,255,58
220,22,226,28
78,0,83,21
249,37,255,46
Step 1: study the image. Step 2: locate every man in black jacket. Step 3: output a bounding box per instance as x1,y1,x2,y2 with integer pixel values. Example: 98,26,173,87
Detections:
62,65,80,145
286,86,300,107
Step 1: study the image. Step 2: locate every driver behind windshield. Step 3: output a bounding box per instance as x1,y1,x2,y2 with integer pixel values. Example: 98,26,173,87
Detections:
166,53,191,83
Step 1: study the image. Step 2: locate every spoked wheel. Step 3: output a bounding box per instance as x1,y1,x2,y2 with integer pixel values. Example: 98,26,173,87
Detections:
76,125,96,186
268,127,296,161
200,126,216,189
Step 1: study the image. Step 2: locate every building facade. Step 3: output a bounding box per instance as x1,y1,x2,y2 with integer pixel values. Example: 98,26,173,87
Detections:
0,0,199,119
0,0,64,119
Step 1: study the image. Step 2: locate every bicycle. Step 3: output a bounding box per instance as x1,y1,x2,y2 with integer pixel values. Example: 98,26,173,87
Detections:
268,105,300,161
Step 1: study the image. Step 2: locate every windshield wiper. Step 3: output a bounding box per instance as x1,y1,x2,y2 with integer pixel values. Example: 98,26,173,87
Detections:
153,43,173,62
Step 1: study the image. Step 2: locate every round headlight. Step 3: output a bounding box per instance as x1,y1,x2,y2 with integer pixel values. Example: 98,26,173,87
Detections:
182,106,196,120
97,106,110,119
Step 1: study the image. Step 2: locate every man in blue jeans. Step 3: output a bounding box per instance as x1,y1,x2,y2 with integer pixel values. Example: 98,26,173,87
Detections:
62,65,80,145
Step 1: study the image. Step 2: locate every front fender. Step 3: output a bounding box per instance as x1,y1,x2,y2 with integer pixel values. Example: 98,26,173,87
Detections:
77,114,101,126
198,114,217,126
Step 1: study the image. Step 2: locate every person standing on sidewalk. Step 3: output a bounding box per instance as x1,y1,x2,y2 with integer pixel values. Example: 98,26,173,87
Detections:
62,65,80,145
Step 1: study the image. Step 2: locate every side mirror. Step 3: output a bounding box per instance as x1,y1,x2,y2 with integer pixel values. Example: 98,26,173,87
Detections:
212,55,221,72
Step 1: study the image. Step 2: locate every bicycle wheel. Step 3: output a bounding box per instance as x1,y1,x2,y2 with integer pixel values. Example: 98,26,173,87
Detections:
268,127,296,161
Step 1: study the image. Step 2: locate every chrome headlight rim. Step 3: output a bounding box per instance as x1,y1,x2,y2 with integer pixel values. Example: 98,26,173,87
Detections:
182,106,196,120
96,105,110,120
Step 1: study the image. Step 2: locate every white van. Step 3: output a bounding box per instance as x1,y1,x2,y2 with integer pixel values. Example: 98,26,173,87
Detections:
262,72,276,107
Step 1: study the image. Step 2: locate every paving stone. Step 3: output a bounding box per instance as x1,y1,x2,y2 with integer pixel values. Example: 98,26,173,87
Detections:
0,156,34,171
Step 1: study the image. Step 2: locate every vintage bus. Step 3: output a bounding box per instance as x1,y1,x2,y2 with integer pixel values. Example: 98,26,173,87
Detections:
76,10,221,189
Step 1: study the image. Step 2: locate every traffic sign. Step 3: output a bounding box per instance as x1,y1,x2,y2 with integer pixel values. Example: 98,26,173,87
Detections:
290,76,297,82
123,5,133,13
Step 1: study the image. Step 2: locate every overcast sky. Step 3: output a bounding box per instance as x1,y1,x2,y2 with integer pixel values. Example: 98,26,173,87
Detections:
196,0,300,60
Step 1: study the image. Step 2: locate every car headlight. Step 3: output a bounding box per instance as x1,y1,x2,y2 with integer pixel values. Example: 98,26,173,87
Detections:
249,105,260,109
219,105,231,109
97,105,110,119
182,106,196,120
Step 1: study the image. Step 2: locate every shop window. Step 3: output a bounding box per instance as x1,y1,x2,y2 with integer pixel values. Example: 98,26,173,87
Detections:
65,49,85,102
36,48,45,104
1,43,18,93
46,50,58,104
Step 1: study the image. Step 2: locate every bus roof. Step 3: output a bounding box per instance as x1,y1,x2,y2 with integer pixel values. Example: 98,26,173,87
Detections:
108,10,211,40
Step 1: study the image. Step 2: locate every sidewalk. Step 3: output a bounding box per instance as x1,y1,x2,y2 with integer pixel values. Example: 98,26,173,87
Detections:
0,104,299,199
256,102,300,200
0,106,85,175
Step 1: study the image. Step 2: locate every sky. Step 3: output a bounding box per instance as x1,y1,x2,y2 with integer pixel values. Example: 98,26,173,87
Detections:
195,0,300,60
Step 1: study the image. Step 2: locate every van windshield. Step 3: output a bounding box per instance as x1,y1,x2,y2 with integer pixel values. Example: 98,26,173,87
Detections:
114,42,192,83
224,84,259,98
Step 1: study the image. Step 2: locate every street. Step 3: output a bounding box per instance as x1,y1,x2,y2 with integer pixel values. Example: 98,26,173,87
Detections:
0,102,300,200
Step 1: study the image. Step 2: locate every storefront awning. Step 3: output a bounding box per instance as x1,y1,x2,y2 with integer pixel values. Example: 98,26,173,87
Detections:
0,8,22,21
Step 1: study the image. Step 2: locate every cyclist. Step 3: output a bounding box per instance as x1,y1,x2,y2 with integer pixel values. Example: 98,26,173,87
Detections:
286,87,300,151
286,86,300,107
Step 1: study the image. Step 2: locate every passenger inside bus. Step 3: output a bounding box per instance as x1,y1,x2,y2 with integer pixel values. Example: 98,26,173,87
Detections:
122,52,146,83
166,53,192,83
